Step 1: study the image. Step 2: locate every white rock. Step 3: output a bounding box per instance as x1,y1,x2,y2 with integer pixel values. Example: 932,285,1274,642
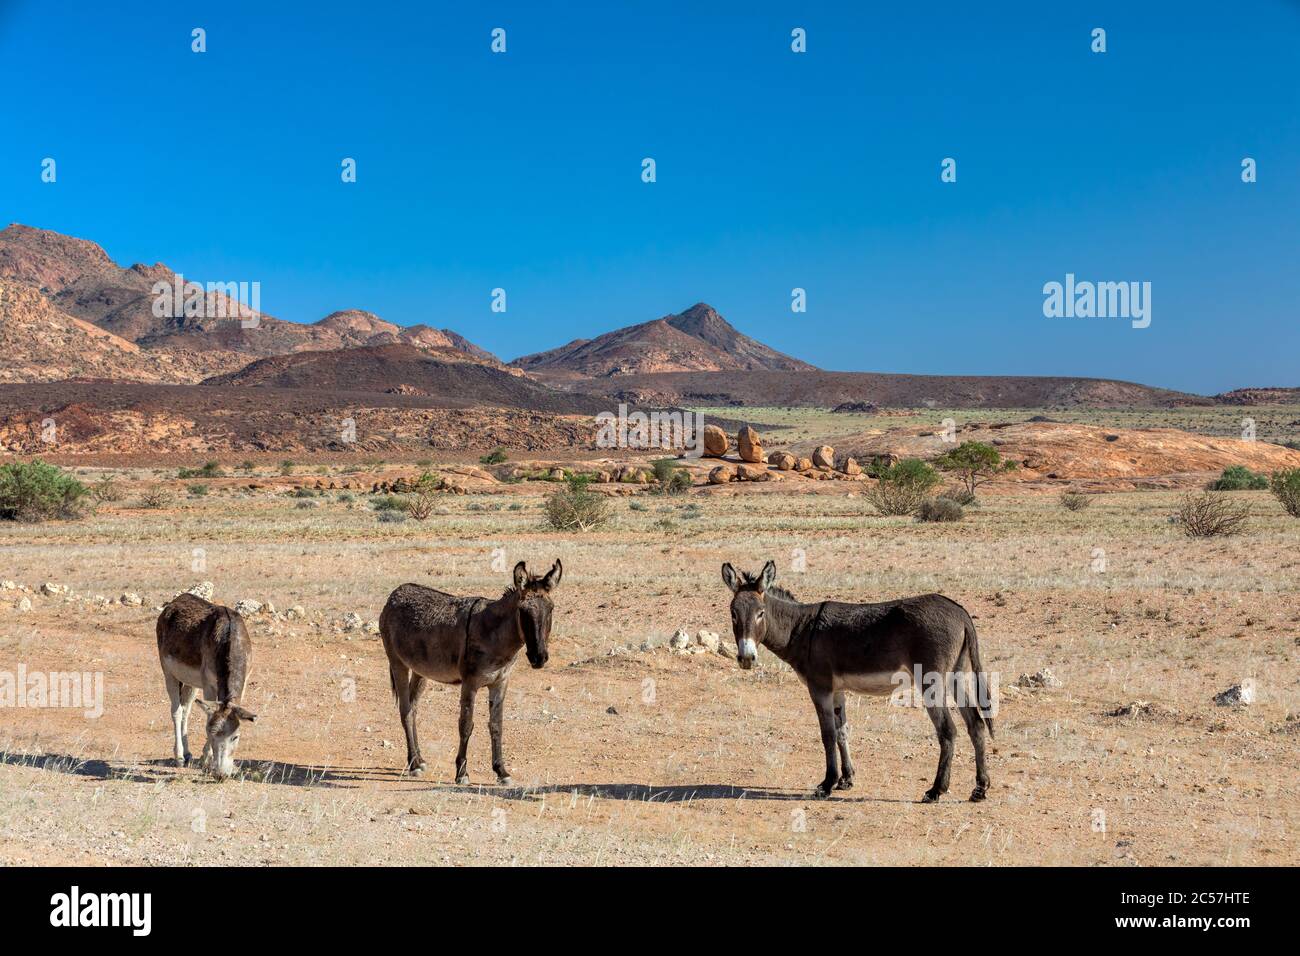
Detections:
264,601,277,615
1014,668,1061,689
287,604,306,620
695,630,721,653
1214,683,1254,707
343,612,364,631
120,592,144,607
364,620,380,635
40,582,67,596
0,581,17,590
186,581,215,601
17,597,32,612
669,628,691,651
234,599,263,617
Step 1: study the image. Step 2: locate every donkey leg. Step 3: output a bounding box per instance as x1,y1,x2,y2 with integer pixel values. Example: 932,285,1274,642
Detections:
922,704,957,803
454,684,476,785
833,691,854,790
390,665,427,774
488,680,512,785
958,704,991,801
178,684,199,765
808,686,840,798
165,674,186,767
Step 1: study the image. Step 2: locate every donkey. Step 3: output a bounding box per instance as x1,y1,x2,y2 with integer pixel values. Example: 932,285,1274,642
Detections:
379,559,561,785
722,561,994,802
156,593,257,780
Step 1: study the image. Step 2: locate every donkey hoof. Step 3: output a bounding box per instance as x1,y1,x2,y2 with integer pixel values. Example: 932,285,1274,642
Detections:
835,776,854,791
969,787,988,802
173,757,186,769
813,782,834,799
497,775,513,787
455,774,470,785
921,789,942,804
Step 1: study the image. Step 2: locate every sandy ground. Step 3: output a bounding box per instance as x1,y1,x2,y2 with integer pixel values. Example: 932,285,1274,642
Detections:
1,481,1297,865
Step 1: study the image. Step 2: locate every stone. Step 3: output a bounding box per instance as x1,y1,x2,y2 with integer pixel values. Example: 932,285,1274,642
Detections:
1014,668,1061,689
1214,683,1254,707
343,612,364,631
364,620,380,635
794,457,814,472
736,464,769,482
708,465,734,485
702,424,729,458
120,592,144,607
695,630,720,653
737,426,764,463
40,582,66,596
287,604,306,620
843,457,862,476
234,599,263,617
812,445,836,469
768,452,796,470
186,581,215,601
17,597,32,612
669,628,691,651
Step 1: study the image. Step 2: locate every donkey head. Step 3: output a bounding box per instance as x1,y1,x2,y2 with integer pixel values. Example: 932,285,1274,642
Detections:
721,560,776,669
196,700,257,780
512,559,562,668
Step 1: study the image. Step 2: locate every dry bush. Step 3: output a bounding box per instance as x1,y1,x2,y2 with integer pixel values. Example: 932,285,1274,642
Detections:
544,474,609,531
1271,468,1300,518
917,497,964,522
1059,490,1092,512
91,474,124,503
138,486,172,509
1177,491,1249,537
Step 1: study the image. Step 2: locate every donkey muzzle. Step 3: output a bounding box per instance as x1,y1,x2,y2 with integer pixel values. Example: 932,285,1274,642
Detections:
528,651,548,669
736,638,757,669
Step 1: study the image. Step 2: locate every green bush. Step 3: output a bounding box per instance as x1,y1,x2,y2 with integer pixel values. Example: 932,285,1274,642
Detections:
1209,465,1268,491
864,458,941,516
291,487,318,498
370,494,407,512
1270,468,1300,517
187,483,210,497
479,449,508,465
651,458,692,495
178,460,224,479
917,497,964,522
0,460,89,521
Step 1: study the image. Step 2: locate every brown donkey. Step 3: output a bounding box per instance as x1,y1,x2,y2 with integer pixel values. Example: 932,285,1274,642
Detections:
379,559,561,785
722,561,994,802
156,593,257,780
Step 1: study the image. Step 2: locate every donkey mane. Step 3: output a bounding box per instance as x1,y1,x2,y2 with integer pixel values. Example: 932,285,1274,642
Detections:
764,583,800,603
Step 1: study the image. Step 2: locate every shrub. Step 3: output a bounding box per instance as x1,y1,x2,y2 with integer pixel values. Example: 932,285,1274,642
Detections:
1270,468,1300,518
337,491,356,504
0,460,90,521
187,483,210,497
90,474,123,503
239,460,255,472
1209,465,1268,491
291,487,318,498
945,487,977,506
1059,490,1092,512
1177,492,1250,538
479,449,508,466
178,460,224,479
376,509,407,524
917,497,964,522
280,460,295,476
543,473,609,531
864,458,940,516
370,495,407,512
138,486,172,509
933,441,1016,499
405,472,441,521
651,458,692,495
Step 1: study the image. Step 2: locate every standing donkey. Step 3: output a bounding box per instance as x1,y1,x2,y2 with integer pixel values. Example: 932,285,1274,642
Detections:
379,559,561,785
156,593,257,780
722,561,994,802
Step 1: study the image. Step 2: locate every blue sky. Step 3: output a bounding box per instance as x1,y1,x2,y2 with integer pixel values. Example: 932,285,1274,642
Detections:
2,1,1297,394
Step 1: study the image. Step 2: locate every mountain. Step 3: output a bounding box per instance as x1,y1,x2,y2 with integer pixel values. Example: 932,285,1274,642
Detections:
202,343,605,414
0,282,245,384
0,224,499,371
510,302,815,377
1213,387,1300,405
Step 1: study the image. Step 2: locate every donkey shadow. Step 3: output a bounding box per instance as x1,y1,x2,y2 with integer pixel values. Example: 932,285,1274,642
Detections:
452,781,913,805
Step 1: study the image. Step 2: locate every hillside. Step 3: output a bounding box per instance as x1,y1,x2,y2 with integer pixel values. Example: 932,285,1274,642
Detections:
557,369,1208,409
202,344,606,414
511,302,813,377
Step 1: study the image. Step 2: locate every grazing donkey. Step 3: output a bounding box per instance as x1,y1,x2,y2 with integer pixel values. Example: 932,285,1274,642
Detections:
722,561,994,802
156,593,257,780
379,559,561,785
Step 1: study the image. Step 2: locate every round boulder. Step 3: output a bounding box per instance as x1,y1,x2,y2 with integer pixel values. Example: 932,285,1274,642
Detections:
812,445,836,469
768,451,796,470
737,426,764,463
702,424,729,458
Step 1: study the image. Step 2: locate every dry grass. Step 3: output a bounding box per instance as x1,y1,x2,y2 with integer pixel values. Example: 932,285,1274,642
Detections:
1,472,1297,865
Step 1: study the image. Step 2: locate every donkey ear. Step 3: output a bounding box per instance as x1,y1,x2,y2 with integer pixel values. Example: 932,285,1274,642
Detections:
512,561,529,591
721,563,740,593
758,559,777,591
541,558,562,591
232,706,257,723
195,698,216,716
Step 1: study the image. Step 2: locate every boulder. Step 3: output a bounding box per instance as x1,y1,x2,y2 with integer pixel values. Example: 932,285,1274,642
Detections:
669,628,691,651
120,592,144,607
736,464,769,482
186,581,215,601
768,451,796,470
695,630,721,653
842,457,862,476
234,599,263,617
1214,683,1254,707
812,445,836,469
737,426,764,463
342,612,364,631
794,457,814,472
702,424,729,458
708,465,734,485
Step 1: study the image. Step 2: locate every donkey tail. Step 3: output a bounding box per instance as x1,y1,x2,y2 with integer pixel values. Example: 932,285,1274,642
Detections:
962,612,994,738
